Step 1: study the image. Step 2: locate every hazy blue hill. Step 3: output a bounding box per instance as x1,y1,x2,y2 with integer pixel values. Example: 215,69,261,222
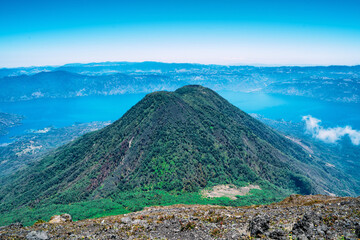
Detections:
57,61,210,72
0,66,56,78
1,62,360,103
0,70,180,102
0,71,85,101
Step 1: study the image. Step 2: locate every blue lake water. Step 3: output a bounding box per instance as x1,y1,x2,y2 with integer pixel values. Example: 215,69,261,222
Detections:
0,94,146,143
219,91,360,129
1,91,360,144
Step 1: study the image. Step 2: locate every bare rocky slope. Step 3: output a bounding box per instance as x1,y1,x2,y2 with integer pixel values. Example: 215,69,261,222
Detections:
1,195,359,239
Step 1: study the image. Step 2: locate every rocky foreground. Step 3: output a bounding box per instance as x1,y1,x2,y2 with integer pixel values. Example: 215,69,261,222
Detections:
1,195,360,239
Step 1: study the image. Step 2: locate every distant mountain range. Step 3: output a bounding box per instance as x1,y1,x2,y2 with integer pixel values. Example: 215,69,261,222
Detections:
0,62,359,103
0,70,178,102
1,86,358,226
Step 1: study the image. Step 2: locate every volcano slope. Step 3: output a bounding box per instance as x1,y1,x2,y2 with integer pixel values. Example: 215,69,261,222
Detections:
0,85,358,226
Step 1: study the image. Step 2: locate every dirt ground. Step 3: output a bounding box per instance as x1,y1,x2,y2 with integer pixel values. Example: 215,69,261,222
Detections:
201,184,261,200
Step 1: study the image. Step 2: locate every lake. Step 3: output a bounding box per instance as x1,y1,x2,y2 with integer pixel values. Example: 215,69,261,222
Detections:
219,91,360,128
1,91,360,144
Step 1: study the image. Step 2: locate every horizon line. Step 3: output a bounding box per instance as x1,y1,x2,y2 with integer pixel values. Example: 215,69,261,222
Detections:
1,60,360,70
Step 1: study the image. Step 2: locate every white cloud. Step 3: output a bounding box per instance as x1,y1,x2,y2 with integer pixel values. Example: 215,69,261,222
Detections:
302,115,360,145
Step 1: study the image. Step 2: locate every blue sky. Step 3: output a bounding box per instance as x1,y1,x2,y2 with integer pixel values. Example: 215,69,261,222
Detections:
1,0,360,67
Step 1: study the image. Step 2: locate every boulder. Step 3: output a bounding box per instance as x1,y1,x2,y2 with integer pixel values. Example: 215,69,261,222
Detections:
49,213,72,223
120,217,132,224
132,219,148,226
292,211,323,238
269,229,286,239
248,214,270,237
26,230,49,240
355,223,360,238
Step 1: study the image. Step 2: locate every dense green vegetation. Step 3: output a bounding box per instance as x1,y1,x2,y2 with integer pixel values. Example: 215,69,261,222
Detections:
0,85,358,226
1,187,286,226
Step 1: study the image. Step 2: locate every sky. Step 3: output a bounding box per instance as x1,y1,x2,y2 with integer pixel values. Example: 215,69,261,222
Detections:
1,0,360,67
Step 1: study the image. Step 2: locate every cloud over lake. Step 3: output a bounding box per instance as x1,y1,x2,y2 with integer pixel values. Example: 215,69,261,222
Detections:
303,115,360,145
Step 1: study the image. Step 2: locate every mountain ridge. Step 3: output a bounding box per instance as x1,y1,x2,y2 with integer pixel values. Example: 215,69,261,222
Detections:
1,63,360,103
0,85,359,225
